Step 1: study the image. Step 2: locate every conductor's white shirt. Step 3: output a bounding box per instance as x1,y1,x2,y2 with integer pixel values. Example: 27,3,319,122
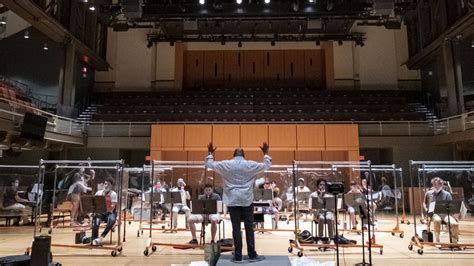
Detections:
206,155,272,207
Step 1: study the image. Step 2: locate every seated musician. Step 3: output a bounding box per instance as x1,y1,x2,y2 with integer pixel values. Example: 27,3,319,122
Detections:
91,178,118,245
262,181,281,229
310,178,334,240
286,178,311,212
2,179,30,225
171,178,191,229
346,181,362,230
423,177,459,243
187,183,221,245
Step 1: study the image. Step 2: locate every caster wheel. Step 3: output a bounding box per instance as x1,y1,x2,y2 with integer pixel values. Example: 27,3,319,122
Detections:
141,230,143,236
417,249,423,255
391,232,395,236
297,251,303,257
401,220,404,224
128,221,131,225
288,247,293,253
380,249,383,255
400,233,404,238
111,251,117,257
117,247,123,252
407,221,410,225
48,229,52,234
408,244,413,251
137,231,140,237
144,249,149,256
152,246,157,252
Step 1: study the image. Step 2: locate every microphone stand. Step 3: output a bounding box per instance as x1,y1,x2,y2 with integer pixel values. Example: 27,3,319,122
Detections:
355,205,370,266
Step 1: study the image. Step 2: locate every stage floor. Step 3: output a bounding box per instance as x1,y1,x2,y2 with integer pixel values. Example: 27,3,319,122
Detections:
0,213,473,265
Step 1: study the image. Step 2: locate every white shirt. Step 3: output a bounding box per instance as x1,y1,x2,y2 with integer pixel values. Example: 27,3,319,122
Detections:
206,154,272,207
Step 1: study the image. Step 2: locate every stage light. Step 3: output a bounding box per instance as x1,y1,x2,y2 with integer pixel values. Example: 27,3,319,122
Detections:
43,43,49,50
89,5,96,11
199,0,205,5
238,41,242,48
236,0,242,4
308,0,314,2
24,30,29,39
264,0,270,4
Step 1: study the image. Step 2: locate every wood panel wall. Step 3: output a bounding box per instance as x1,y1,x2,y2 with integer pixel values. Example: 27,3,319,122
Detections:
183,49,328,89
151,124,359,192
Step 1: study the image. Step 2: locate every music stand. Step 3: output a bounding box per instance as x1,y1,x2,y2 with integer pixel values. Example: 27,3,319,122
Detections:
310,196,335,239
253,189,273,201
80,195,107,246
433,200,462,244
163,192,183,231
253,189,273,226
191,200,218,245
345,194,369,266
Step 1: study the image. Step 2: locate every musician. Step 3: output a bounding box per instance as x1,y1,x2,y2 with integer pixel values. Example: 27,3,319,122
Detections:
67,167,94,226
187,183,221,245
262,181,281,229
171,178,191,229
361,178,377,224
286,178,311,211
2,179,30,225
346,181,362,230
423,177,459,243
91,178,118,245
310,178,334,239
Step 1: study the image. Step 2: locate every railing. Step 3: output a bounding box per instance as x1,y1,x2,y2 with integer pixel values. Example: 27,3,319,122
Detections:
86,111,474,138
0,97,85,138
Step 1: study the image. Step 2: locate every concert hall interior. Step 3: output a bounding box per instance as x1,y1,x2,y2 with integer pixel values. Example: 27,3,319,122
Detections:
0,1,473,265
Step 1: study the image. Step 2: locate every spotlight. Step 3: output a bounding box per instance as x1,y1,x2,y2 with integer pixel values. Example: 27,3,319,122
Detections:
43,43,49,50
236,0,242,4
316,40,320,46
308,0,314,2
238,41,242,48
24,30,29,39
89,5,96,11
0,18,6,25
199,0,205,5
264,0,270,4
338,40,343,46
213,1,223,10
271,40,275,46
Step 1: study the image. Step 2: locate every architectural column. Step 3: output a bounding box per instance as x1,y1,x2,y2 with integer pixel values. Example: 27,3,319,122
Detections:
174,41,184,91
59,42,77,115
441,41,458,116
452,42,465,114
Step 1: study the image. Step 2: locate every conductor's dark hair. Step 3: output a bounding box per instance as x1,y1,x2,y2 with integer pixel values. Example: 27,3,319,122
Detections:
233,147,245,158
204,183,213,189
105,177,115,186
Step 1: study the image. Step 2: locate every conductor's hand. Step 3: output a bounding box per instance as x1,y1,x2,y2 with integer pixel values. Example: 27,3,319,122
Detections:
260,142,269,155
208,142,217,154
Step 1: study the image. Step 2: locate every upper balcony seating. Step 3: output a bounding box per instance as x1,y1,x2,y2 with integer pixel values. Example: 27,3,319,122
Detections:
87,88,427,122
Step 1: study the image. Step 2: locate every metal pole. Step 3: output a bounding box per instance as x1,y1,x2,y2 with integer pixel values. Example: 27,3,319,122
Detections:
392,166,399,226
367,161,373,265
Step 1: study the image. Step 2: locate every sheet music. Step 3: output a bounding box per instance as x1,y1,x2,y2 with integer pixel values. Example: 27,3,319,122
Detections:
428,201,436,213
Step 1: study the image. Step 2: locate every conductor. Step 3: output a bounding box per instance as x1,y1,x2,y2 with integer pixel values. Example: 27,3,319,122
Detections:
206,142,272,262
